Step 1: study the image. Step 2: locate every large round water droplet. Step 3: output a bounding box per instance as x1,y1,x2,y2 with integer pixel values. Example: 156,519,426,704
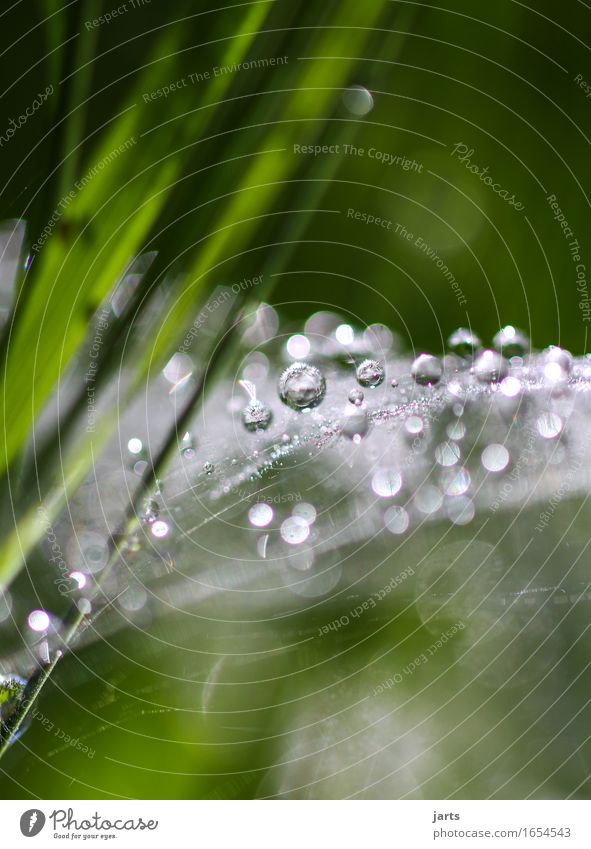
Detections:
492,326,529,357
356,359,385,388
447,327,481,358
474,349,508,383
242,400,273,432
342,85,374,115
411,353,443,386
278,362,326,410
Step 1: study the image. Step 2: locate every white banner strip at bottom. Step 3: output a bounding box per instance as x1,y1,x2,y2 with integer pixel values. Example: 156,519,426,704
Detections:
3,799,591,847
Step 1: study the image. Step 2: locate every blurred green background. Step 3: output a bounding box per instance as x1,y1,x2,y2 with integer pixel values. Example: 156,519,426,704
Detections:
2,0,591,354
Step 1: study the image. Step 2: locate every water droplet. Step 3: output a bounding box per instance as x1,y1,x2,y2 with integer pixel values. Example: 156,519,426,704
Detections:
163,352,193,387
0,590,12,623
536,412,563,439
248,503,273,528
364,323,393,353
242,352,269,383
493,326,529,358
481,443,510,472
446,496,475,525
474,349,509,383
405,415,424,435
341,407,370,440
69,571,87,590
335,324,355,346
27,609,50,632
0,674,28,741
151,520,170,538
543,345,572,373
342,85,374,115
293,503,317,525
77,598,92,616
448,327,481,358
441,466,471,496
500,376,522,397
285,546,315,572
279,362,326,410
348,388,364,406
434,441,460,467
242,303,279,346
542,361,568,387
304,310,343,337
371,468,402,498
127,437,143,455
280,516,310,545
390,378,399,388
446,420,466,440
281,433,291,444
257,534,269,558
411,353,443,386
119,583,148,612
203,461,215,475
356,358,385,388
414,485,443,514
142,499,159,523
286,334,311,359
179,431,195,458
242,400,273,432
384,505,409,534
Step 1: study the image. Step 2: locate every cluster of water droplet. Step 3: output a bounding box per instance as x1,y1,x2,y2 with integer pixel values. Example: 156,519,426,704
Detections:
2,317,581,693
